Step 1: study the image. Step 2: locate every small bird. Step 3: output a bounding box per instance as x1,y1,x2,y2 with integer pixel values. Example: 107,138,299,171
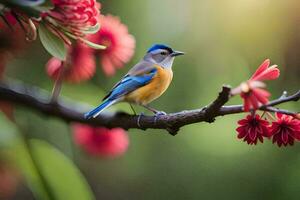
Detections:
84,44,184,119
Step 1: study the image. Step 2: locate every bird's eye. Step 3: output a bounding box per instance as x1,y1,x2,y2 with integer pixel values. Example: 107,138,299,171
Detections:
160,52,167,55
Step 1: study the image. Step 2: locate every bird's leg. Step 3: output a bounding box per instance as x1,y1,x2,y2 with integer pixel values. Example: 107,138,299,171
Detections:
129,103,137,115
142,105,166,124
142,105,167,116
137,112,145,129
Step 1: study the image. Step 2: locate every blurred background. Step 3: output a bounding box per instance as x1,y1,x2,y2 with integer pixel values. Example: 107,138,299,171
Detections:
1,0,300,199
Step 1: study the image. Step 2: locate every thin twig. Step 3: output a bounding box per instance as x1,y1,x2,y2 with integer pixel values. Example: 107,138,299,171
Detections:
50,63,64,103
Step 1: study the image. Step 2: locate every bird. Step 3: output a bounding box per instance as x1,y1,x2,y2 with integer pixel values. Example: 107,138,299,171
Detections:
84,44,184,119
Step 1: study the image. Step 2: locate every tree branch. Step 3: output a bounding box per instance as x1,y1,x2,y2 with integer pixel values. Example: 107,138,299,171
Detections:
0,81,299,135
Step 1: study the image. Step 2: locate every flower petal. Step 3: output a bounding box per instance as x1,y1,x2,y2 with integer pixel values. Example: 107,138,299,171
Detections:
250,59,270,80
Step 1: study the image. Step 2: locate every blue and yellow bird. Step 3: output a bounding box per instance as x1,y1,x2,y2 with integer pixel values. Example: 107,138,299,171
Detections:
84,44,184,119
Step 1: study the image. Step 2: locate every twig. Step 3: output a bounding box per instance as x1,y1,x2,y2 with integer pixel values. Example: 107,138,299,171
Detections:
50,63,64,103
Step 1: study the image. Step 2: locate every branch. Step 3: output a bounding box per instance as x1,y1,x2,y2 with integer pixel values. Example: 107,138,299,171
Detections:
0,81,299,135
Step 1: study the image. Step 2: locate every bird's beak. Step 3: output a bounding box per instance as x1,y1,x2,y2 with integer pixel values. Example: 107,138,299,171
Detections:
171,50,185,57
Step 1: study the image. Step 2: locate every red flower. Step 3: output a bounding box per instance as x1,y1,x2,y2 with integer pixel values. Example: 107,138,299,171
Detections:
232,59,280,111
73,124,129,158
44,0,101,38
46,42,95,83
88,15,135,76
269,113,300,147
236,114,270,145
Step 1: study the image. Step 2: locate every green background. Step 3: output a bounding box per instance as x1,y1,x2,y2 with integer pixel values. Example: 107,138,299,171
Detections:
2,0,300,199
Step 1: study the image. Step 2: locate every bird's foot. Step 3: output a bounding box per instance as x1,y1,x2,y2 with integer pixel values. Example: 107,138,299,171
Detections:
153,111,167,124
137,112,145,129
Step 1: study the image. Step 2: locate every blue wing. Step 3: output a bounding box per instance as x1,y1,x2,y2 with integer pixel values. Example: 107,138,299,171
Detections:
103,67,157,101
102,61,157,101
85,62,157,119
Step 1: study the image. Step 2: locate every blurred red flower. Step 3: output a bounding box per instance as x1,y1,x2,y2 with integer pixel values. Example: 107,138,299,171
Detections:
88,14,135,76
232,59,280,111
0,18,26,60
269,113,300,147
46,42,95,83
2,11,17,26
44,0,101,38
73,124,129,158
236,114,270,145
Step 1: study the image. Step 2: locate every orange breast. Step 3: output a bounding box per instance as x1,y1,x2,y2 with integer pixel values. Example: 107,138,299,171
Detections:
125,66,173,105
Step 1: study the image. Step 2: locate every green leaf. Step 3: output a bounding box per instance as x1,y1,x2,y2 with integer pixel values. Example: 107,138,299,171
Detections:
39,23,67,60
13,140,51,200
14,139,95,200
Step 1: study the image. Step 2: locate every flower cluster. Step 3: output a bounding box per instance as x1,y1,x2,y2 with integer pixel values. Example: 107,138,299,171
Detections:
45,14,135,82
0,1,135,158
43,0,101,43
237,113,300,147
234,59,300,147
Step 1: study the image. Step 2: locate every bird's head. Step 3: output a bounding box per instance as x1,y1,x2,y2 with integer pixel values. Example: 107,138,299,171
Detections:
143,44,184,68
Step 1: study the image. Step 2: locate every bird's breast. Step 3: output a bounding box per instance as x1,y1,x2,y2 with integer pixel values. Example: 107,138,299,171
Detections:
125,65,173,105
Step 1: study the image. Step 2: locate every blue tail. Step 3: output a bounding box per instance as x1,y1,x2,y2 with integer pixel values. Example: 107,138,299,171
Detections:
84,100,115,119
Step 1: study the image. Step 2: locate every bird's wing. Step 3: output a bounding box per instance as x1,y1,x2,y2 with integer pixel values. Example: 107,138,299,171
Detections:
102,61,157,101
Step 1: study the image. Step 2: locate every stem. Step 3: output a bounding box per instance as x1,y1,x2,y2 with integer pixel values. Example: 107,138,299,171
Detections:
50,62,64,103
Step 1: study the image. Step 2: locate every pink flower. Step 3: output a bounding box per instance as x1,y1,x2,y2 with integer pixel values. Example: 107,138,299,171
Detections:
46,42,95,83
87,15,135,76
232,59,280,111
73,124,129,158
236,114,270,145
269,113,300,147
44,0,101,38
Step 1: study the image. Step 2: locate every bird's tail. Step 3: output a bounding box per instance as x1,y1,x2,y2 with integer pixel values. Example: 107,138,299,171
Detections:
84,99,117,119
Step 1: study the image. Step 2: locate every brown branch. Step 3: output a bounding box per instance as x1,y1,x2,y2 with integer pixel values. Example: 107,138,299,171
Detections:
0,81,299,135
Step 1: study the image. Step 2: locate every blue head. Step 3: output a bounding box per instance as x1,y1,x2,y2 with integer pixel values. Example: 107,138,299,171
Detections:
144,44,184,68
